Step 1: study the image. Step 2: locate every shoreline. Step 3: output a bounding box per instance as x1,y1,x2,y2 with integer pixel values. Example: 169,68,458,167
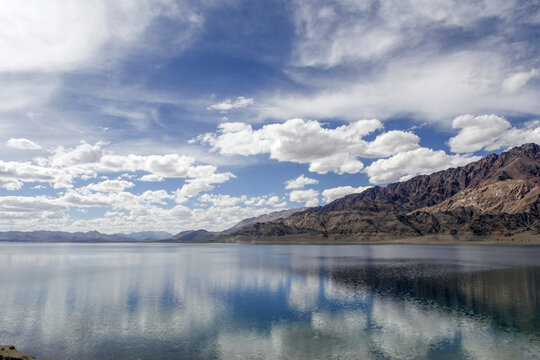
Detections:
0,345,46,360
3,234,538,245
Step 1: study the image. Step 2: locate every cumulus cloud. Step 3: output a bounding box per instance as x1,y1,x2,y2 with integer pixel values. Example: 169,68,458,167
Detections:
365,148,480,184
0,141,237,204
62,188,172,209
0,160,80,189
322,185,371,203
198,193,286,209
0,195,66,222
49,142,105,167
80,180,135,193
139,174,164,182
0,178,22,191
196,118,419,174
244,195,285,207
194,122,270,156
285,174,319,189
448,115,511,153
289,189,319,207
6,138,42,150
448,115,540,153
486,121,540,151
207,96,254,111
0,176,283,233
174,172,236,203
199,194,244,207
46,141,235,183
0,137,262,232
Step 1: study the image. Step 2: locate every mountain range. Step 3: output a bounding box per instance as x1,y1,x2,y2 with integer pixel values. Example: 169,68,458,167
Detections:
1,144,538,244
168,208,306,241
0,230,173,243
219,143,540,243
0,209,305,243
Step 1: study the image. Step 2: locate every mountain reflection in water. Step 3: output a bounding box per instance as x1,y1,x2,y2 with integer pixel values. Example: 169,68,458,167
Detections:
328,261,539,334
0,243,538,360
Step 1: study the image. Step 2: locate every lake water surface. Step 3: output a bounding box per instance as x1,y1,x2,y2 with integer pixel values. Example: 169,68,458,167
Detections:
0,243,538,359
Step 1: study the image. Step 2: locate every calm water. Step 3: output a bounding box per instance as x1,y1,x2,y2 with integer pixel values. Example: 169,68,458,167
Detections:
0,243,538,360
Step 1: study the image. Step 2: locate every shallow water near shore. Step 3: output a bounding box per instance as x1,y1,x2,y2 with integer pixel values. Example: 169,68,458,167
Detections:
0,243,538,360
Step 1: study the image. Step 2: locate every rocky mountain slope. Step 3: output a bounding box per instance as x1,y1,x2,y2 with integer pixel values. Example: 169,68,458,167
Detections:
168,208,306,241
0,345,47,360
227,143,540,242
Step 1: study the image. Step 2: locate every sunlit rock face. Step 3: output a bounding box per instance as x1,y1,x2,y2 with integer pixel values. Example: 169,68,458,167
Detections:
231,143,540,241
0,243,538,359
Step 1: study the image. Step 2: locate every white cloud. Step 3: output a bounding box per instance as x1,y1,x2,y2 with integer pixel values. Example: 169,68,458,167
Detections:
61,188,173,210
244,195,286,207
195,122,271,156
448,115,540,153
0,0,189,73
0,178,22,191
291,0,516,69
199,194,244,207
289,189,319,207
365,131,421,157
501,69,539,94
0,160,79,189
285,174,319,189
0,76,59,113
47,142,235,184
0,139,244,231
291,0,399,68
0,141,237,204
49,142,105,167
139,174,164,182
174,172,236,203
198,193,287,209
0,0,205,148
322,185,371,203
207,96,254,111
0,195,66,220
197,118,419,174
41,196,288,233
260,51,531,122
248,2,540,122
486,121,540,151
80,180,135,193
6,138,42,150
365,148,480,184
448,114,511,153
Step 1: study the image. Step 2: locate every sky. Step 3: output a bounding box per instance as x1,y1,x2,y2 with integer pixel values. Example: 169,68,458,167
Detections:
1,0,540,234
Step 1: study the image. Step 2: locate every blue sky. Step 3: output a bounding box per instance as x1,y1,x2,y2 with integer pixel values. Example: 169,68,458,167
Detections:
1,0,540,233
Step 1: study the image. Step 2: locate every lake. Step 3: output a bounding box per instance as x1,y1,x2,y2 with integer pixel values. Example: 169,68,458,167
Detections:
0,243,538,359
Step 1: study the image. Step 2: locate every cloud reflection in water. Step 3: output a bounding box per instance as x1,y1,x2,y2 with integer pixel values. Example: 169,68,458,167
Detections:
0,243,538,360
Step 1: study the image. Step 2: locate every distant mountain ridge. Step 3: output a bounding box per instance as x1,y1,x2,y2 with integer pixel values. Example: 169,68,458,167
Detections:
226,143,540,242
167,208,306,241
121,231,173,241
0,209,306,243
0,230,173,242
